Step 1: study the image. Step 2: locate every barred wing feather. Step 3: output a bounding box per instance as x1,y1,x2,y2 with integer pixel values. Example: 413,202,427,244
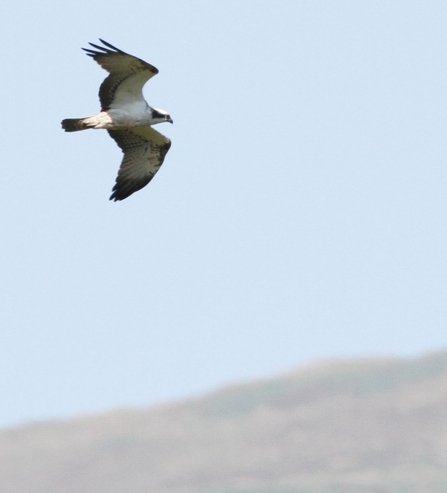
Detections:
107,126,171,201
83,39,159,111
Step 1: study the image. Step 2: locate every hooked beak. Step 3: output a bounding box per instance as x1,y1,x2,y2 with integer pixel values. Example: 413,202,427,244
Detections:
167,116,173,124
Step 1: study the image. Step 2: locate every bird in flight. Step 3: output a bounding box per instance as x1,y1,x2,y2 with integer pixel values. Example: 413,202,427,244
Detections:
61,39,173,201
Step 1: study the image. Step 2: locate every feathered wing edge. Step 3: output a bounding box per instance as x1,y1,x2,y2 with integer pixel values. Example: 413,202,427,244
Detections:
107,127,171,202
81,39,159,111
83,39,125,55
81,39,159,75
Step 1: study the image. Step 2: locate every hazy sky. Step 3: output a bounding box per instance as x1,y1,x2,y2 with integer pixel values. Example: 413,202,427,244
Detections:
1,1,446,428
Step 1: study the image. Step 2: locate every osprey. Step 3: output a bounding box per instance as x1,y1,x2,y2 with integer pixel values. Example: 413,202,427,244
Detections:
61,39,172,201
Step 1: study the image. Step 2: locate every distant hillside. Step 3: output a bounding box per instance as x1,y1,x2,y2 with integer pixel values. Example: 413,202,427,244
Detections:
1,351,447,493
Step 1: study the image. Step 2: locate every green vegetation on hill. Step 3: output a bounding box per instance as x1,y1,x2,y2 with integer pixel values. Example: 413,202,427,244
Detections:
201,351,447,419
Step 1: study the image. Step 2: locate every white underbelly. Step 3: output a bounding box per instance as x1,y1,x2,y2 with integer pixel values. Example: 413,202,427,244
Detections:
107,99,151,127
108,108,150,127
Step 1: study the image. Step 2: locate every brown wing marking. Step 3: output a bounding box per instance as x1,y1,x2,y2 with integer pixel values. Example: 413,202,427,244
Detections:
82,39,159,111
107,126,171,201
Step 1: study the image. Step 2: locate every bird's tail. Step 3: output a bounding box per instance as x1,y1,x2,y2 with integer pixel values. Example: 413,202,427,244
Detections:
61,118,90,132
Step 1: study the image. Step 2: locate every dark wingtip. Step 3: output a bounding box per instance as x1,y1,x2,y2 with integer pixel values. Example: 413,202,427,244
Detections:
82,39,124,57
98,39,124,52
87,42,110,52
109,185,122,202
82,47,98,56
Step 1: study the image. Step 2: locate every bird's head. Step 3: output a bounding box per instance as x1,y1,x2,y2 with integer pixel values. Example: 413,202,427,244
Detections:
151,107,173,124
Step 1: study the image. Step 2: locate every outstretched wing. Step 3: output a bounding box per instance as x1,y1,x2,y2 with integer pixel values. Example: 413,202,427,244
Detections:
107,126,171,201
83,39,159,111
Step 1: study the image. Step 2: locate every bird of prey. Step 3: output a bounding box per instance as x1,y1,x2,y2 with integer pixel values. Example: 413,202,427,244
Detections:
61,39,172,201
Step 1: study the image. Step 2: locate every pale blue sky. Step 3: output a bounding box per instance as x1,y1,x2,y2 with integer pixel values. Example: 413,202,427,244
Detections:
1,1,446,428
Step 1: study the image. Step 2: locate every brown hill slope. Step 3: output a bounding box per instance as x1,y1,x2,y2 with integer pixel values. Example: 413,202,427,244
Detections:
1,352,447,493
